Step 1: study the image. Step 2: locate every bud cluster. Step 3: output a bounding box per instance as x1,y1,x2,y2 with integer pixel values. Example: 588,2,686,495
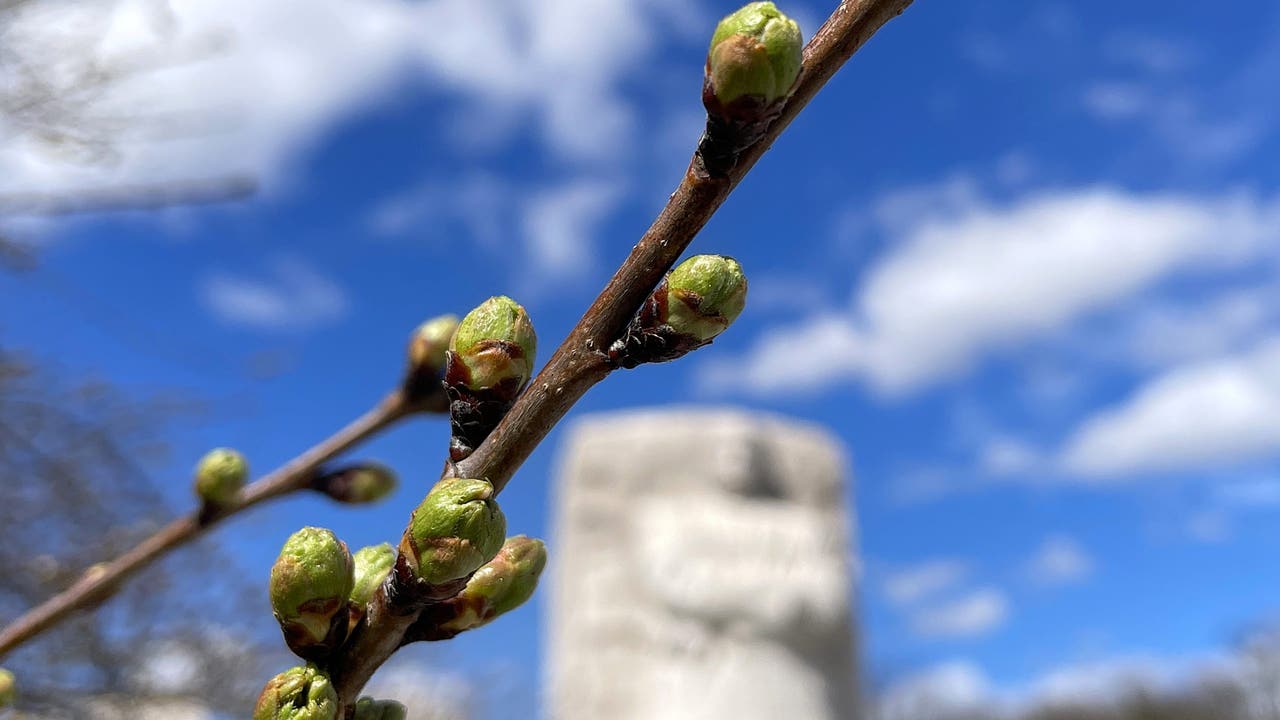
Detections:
444,296,537,461
254,665,338,720
608,254,748,368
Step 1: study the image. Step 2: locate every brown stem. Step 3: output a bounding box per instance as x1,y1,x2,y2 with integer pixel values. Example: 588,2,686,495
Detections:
459,0,915,494
329,0,915,706
0,388,432,659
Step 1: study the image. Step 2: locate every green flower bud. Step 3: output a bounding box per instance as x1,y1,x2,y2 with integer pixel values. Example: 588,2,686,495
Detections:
350,543,396,607
269,527,354,654
254,665,338,720
663,255,748,342
354,697,408,720
401,478,506,585
443,535,547,632
448,296,537,392
408,314,459,378
316,463,398,505
194,447,248,504
0,668,15,708
708,2,803,106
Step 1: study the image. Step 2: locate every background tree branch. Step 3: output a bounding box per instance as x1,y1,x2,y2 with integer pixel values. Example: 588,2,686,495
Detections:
328,0,916,708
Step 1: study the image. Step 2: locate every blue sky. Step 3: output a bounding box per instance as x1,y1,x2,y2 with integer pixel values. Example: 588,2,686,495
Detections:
3,0,1280,715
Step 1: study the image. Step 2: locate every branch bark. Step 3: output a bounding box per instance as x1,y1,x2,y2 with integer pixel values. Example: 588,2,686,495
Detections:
331,0,915,706
0,388,443,659
460,0,915,495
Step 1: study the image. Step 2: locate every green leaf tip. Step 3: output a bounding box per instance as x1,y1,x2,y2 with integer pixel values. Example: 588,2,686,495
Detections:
269,527,354,651
449,296,537,391
664,254,748,342
254,665,338,720
708,2,803,105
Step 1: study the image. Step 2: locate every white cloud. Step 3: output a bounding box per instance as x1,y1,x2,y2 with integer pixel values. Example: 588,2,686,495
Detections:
1082,82,1153,121
702,186,1276,397
882,560,970,607
200,256,348,331
876,651,1236,719
700,314,863,395
980,436,1042,477
1103,32,1196,75
363,664,473,720
1058,338,1280,478
1115,285,1279,368
369,172,510,250
521,179,623,279
876,661,992,720
0,0,698,198
1187,509,1232,544
369,172,623,284
1216,477,1280,507
1025,535,1093,586
910,588,1009,639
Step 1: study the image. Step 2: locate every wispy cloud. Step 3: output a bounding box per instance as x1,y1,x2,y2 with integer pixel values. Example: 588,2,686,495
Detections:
521,179,623,280
368,173,623,285
883,560,970,607
1025,535,1093,587
200,256,348,332
910,588,1009,639
877,651,1235,718
701,185,1277,397
0,0,700,198
1057,338,1280,478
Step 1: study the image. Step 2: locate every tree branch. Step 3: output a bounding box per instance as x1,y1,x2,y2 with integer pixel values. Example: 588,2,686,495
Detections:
459,0,914,495
330,0,915,706
0,387,445,659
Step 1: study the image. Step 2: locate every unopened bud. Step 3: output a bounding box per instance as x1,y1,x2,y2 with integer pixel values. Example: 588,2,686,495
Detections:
353,697,408,720
401,478,506,585
443,535,547,632
315,463,398,505
448,296,537,392
663,254,748,343
350,543,396,608
269,527,354,660
707,2,802,107
194,447,248,504
408,314,460,379
254,665,338,720
0,668,15,708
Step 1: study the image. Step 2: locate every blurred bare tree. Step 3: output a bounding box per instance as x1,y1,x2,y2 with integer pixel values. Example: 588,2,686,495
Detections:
0,0,254,219
874,626,1280,720
0,349,271,718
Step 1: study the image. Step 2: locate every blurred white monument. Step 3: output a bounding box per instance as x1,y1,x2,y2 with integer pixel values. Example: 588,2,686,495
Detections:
548,408,859,720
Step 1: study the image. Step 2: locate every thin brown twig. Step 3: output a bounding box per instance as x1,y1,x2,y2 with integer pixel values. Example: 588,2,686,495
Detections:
0,388,440,659
330,0,916,706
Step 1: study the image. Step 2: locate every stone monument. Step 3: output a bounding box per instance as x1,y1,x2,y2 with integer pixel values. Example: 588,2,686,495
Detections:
547,407,858,720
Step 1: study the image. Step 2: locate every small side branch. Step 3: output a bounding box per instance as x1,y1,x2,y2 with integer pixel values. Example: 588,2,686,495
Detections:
326,0,916,707
0,388,435,659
